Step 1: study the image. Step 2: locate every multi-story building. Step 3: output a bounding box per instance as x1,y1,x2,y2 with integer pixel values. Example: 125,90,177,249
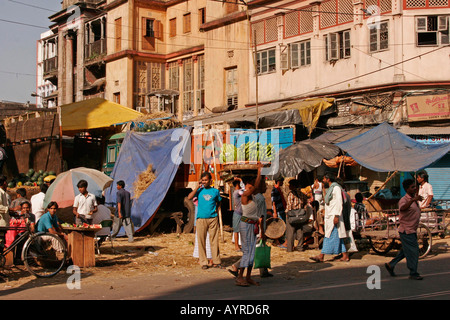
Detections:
36,0,251,121
104,0,250,120
247,0,450,116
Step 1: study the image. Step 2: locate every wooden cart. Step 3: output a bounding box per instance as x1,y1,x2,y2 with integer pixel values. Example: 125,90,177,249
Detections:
358,202,449,259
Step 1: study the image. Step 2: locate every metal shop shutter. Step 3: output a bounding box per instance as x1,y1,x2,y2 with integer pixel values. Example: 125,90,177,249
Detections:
427,153,450,201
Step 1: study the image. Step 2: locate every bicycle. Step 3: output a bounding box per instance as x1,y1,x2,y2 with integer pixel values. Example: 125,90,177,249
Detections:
0,223,67,278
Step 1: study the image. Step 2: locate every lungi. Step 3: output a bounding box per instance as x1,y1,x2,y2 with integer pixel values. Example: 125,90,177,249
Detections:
239,221,257,268
321,226,347,255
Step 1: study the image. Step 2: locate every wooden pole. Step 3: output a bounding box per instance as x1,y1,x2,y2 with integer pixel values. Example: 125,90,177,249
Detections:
367,171,398,201
209,127,224,242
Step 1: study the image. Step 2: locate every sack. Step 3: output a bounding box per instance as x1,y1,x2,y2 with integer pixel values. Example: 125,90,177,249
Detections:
254,240,271,269
287,208,308,225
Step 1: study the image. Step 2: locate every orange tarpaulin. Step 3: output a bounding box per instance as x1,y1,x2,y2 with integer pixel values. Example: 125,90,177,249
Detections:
323,155,358,168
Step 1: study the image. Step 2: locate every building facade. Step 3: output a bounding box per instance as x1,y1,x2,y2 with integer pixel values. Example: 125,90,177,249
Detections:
37,0,251,122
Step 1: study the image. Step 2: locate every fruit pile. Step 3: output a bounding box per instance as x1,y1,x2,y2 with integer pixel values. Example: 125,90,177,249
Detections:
8,169,56,188
220,142,276,163
61,222,102,229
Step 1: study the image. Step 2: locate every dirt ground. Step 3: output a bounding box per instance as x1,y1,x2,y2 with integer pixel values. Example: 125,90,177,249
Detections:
1,226,449,291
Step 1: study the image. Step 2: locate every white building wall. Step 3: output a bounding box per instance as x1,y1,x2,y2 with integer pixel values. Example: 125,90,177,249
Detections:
248,0,450,105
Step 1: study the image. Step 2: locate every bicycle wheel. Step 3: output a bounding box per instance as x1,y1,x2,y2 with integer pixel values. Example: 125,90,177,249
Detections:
22,233,67,278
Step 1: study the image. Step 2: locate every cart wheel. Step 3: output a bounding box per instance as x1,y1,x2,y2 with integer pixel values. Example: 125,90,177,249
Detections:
418,223,432,259
368,237,395,255
182,197,195,234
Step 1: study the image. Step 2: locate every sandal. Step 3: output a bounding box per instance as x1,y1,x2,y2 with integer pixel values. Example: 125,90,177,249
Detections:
309,256,324,263
228,269,238,277
212,264,225,269
247,279,260,286
235,279,250,287
201,265,209,270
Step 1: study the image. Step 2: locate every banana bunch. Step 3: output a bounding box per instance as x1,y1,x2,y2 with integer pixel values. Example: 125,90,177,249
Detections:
220,142,275,163
220,143,238,163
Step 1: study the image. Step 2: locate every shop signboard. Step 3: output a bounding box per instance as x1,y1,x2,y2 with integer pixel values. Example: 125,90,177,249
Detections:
406,94,450,122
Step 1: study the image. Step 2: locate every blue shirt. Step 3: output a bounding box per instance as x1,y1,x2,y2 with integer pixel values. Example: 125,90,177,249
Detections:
195,187,222,219
36,212,59,233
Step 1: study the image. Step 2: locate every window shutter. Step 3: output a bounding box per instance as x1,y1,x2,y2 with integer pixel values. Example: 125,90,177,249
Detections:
329,33,338,60
154,20,161,39
280,45,289,70
416,17,427,32
343,30,351,58
290,43,299,68
438,16,448,32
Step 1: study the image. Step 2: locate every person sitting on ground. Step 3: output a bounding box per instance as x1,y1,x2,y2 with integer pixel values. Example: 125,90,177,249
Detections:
285,179,313,252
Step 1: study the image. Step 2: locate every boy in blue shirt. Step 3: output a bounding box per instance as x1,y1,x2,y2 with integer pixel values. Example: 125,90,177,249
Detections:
188,172,222,269
36,201,68,242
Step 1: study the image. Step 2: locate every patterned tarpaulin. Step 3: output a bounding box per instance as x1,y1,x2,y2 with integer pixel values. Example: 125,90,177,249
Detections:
43,167,113,208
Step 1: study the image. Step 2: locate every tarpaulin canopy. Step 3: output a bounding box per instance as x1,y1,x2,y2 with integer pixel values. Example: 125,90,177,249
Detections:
277,139,341,177
60,98,142,134
104,127,191,234
277,98,335,137
183,98,335,129
336,122,450,172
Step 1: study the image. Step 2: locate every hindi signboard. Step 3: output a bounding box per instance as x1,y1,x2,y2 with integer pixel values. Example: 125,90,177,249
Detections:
406,94,450,122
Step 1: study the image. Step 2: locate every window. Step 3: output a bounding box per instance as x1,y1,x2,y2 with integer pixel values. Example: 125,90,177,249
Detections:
113,92,120,104
290,40,311,68
145,19,154,37
199,8,206,27
183,13,191,33
369,21,389,52
115,18,122,52
168,61,179,90
170,18,176,37
183,58,194,112
416,16,449,46
226,67,238,109
256,48,276,75
325,30,351,61
197,55,205,113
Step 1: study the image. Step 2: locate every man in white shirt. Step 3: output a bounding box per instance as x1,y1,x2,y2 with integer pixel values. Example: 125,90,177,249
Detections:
30,184,48,222
417,170,433,209
73,180,98,225
0,176,11,227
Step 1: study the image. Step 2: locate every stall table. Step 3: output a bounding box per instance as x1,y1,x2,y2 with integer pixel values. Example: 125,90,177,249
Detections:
63,226,101,267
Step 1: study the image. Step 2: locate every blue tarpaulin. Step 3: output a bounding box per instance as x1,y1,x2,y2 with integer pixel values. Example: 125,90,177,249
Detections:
336,122,450,172
104,127,192,233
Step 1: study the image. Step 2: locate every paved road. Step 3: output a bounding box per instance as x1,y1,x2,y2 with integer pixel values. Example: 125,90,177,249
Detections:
1,249,449,304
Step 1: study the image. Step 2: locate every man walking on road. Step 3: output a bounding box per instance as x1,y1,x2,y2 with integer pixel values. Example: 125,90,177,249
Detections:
385,179,423,280
112,180,134,242
310,173,349,263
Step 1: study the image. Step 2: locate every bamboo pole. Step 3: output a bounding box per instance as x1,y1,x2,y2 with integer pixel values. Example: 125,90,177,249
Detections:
209,127,224,242
367,170,398,201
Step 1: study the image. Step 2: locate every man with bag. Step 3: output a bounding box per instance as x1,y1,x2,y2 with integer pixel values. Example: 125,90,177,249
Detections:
286,179,313,252
310,173,349,263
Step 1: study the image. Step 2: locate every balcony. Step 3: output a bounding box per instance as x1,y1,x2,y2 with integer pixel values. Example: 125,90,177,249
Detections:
85,38,106,62
43,56,58,78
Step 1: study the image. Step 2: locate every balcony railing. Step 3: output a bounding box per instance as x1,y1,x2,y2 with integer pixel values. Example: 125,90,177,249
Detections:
43,56,58,75
85,38,106,61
